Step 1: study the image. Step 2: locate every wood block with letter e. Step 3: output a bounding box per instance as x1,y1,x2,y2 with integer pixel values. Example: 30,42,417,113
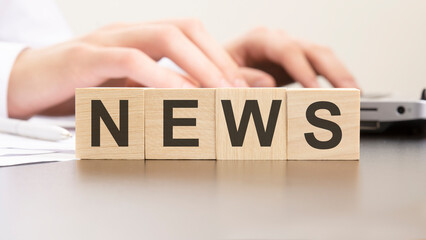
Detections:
286,88,360,160
144,89,216,159
75,88,144,159
216,88,287,160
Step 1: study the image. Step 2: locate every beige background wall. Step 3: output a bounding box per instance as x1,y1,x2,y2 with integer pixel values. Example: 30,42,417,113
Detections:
56,0,426,98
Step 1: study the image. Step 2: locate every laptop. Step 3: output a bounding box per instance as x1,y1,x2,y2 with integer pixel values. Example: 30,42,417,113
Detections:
360,89,426,133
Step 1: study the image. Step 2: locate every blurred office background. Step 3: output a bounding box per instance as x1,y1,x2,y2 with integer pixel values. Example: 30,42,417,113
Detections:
56,0,425,98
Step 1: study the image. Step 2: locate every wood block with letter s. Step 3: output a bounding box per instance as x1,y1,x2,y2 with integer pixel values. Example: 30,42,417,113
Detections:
216,88,287,160
286,88,360,160
144,89,216,159
75,88,144,159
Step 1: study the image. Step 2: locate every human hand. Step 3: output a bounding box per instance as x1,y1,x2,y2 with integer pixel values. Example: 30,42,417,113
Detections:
8,19,247,119
226,27,360,88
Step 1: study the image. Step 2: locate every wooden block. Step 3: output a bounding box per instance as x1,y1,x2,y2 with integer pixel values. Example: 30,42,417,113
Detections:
144,89,215,159
75,88,144,159
216,88,287,160
286,88,360,160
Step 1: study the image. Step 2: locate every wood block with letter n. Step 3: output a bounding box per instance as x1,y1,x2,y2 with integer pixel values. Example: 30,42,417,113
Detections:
286,88,360,160
216,88,287,160
75,88,144,159
144,89,216,159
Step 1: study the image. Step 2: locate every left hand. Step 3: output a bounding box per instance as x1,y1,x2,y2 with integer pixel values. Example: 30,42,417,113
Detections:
226,27,360,89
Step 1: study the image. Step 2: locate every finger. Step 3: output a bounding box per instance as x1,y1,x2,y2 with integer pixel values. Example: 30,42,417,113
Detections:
102,25,233,88
150,19,247,87
239,67,276,87
40,96,75,116
300,43,360,89
226,28,320,88
124,78,145,88
268,37,319,88
89,47,198,88
100,20,248,87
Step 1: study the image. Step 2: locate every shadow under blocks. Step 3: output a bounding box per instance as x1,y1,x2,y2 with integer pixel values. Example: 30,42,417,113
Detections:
75,88,360,160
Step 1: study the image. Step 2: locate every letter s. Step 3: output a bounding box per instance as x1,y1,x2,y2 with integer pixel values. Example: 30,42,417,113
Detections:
304,101,342,149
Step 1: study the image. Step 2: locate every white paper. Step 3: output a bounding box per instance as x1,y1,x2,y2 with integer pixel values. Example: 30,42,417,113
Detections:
0,131,75,151
0,149,55,156
0,116,76,167
0,153,75,167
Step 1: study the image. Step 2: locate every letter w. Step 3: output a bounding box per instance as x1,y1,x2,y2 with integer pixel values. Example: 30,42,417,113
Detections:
221,100,281,147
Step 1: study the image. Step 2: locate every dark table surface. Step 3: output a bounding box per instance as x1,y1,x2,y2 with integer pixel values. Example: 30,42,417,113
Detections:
1,133,426,239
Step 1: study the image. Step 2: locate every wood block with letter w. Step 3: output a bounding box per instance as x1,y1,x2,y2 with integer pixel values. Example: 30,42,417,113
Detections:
215,88,287,160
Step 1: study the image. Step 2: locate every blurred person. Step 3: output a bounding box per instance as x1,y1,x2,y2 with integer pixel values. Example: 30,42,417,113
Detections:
0,0,359,119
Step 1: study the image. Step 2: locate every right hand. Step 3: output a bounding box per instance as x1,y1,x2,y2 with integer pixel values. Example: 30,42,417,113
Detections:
8,19,247,119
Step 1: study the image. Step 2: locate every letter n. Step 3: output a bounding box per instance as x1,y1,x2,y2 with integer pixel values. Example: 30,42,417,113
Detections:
91,100,129,147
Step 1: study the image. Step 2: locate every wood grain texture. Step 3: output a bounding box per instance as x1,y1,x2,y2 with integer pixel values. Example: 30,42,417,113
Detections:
75,88,144,159
216,88,287,160
144,89,215,159
286,88,360,160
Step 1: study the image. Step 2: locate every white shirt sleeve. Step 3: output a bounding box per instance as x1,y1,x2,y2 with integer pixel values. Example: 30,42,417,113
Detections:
0,0,72,117
0,42,26,118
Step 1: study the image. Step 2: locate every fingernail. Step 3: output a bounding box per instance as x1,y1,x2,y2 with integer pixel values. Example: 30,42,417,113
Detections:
310,80,320,88
219,78,233,87
235,78,249,87
182,82,197,88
